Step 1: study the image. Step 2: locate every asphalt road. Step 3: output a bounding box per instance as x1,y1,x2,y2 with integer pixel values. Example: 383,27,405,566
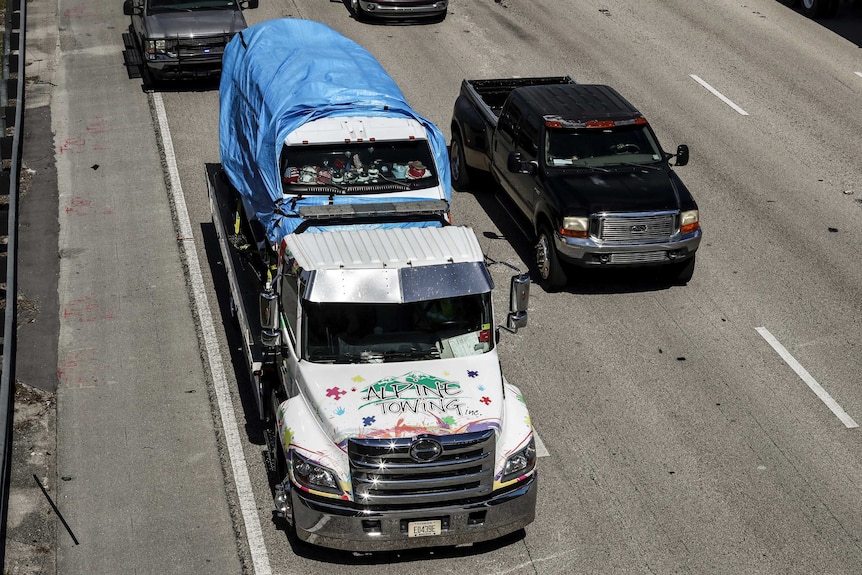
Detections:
8,0,862,574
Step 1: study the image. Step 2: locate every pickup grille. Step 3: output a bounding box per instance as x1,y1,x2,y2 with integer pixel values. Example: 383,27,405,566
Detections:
348,430,495,510
593,212,677,243
174,34,232,58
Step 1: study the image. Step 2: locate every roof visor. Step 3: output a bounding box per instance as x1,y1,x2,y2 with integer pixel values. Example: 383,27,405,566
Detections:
544,116,649,129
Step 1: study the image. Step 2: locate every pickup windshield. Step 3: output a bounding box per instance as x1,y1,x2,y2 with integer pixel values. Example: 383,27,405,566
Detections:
303,294,494,364
545,124,663,169
280,140,439,195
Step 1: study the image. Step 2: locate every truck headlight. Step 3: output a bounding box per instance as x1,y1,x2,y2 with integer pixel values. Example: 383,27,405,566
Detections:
147,39,166,54
502,437,537,483
146,39,176,56
680,210,700,234
291,451,341,495
561,216,588,238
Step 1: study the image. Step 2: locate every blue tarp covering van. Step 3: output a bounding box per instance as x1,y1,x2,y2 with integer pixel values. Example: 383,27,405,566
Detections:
219,18,451,245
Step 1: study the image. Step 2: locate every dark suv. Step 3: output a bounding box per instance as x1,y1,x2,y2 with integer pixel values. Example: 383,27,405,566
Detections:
123,0,257,83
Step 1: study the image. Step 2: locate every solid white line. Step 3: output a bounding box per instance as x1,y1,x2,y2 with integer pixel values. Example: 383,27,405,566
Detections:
690,74,750,116
855,71,862,79
152,93,273,575
756,327,858,429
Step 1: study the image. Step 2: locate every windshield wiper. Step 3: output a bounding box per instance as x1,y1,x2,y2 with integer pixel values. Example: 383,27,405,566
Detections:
382,348,440,361
608,161,661,171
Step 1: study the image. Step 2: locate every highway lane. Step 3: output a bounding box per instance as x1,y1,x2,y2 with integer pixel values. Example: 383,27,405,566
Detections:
151,0,862,573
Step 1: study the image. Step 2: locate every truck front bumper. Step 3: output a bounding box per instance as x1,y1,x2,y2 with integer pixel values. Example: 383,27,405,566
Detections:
556,229,702,267
290,474,537,551
357,0,448,18
144,56,224,80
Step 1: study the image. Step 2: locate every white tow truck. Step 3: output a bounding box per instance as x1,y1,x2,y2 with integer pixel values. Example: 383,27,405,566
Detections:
208,18,538,551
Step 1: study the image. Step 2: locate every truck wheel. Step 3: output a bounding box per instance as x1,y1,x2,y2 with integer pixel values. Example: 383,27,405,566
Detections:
450,133,471,191
347,0,367,20
536,225,568,291
799,0,836,16
669,255,696,285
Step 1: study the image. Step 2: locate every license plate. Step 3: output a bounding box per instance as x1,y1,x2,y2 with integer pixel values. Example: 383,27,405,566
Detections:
408,519,441,538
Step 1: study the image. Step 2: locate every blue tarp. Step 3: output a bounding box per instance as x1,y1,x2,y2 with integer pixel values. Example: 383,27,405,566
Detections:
219,18,451,245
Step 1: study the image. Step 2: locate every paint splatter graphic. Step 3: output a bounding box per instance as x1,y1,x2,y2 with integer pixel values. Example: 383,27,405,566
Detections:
326,387,347,400
467,370,479,378
363,416,376,427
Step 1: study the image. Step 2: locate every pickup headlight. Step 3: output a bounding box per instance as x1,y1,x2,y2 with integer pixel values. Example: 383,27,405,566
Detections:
561,216,588,238
291,451,342,495
146,39,177,56
501,437,537,483
680,210,700,234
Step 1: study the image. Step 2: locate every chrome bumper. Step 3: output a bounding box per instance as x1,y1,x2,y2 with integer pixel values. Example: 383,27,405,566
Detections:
357,0,448,18
290,474,537,551
556,229,702,267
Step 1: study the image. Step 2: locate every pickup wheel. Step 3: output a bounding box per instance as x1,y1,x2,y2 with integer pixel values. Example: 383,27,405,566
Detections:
799,0,837,16
536,225,568,291
347,0,367,20
449,132,471,191
668,255,696,285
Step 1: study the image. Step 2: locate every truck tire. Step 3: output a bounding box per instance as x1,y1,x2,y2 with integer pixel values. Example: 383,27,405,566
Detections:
799,0,838,16
449,132,471,191
347,0,367,20
669,255,696,285
536,225,568,291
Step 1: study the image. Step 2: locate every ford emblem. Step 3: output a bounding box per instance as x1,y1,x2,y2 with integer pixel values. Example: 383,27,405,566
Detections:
630,224,648,233
409,437,443,463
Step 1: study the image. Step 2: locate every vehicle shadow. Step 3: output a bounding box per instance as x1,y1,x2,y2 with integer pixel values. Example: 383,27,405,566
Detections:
199,220,269,447
778,0,862,46
459,177,686,296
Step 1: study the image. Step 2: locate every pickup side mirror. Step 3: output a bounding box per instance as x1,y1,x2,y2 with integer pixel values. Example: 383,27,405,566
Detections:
245,0,259,8
507,151,536,175
123,0,136,15
674,144,689,167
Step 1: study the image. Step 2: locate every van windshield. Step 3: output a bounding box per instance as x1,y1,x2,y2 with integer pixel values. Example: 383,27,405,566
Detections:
302,294,494,364
280,140,439,195
545,124,663,168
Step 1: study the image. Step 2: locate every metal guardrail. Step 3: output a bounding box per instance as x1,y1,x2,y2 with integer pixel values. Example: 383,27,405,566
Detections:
0,0,26,568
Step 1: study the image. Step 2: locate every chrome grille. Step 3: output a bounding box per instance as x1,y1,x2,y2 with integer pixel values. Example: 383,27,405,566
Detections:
610,251,670,264
349,429,495,508
594,212,677,242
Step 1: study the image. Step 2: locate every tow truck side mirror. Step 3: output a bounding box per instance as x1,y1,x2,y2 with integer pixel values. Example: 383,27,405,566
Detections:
123,0,136,15
674,144,689,167
259,289,280,348
245,0,259,9
506,273,530,332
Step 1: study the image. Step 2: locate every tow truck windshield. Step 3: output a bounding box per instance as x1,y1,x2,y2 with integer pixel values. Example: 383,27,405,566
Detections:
303,294,494,364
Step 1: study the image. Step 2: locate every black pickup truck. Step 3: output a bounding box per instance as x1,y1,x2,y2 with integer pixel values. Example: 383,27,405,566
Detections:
449,76,701,290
